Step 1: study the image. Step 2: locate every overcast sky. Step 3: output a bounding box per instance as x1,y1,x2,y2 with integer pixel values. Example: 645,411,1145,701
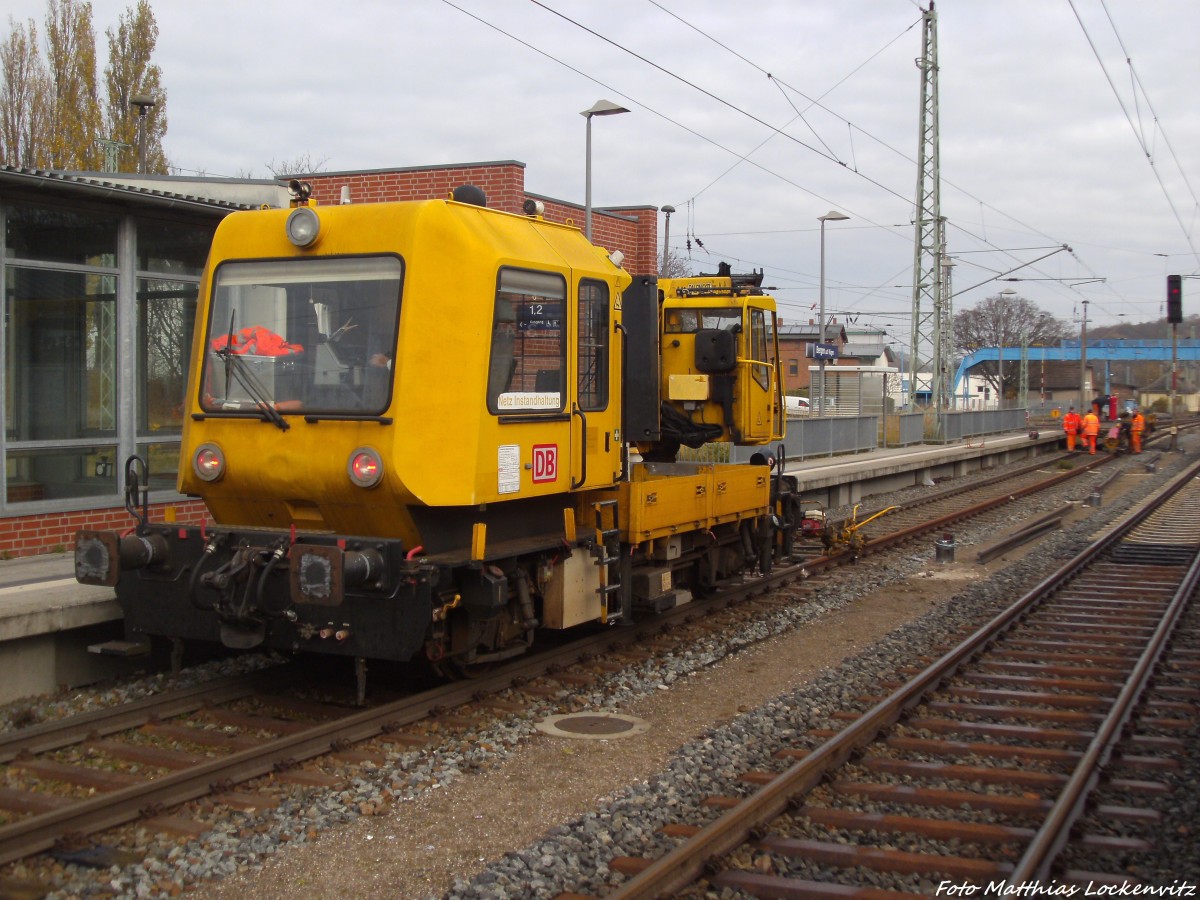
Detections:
9,0,1199,347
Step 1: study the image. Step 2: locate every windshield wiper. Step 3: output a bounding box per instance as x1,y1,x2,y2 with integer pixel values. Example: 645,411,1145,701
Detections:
216,348,290,432
213,309,289,431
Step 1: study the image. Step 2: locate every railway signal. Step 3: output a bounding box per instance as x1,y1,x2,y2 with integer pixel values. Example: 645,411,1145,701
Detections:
1167,274,1182,324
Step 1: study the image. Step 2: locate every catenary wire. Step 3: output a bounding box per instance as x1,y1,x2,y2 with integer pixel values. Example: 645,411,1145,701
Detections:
1068,0,1200,265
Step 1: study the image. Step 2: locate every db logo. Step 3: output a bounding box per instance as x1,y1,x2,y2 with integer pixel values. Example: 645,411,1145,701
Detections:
532,444,558,483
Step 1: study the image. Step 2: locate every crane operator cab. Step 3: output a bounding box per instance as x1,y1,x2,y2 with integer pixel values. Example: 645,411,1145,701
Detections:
637,267,783,461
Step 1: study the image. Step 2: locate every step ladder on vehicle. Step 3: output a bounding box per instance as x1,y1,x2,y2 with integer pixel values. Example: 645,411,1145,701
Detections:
592,499,622,623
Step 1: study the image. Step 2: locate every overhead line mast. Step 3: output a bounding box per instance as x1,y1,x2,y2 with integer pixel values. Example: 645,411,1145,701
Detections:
909,3,945,418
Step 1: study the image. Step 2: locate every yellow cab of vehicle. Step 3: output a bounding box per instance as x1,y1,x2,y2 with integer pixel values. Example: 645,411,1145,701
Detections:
178,193,632,550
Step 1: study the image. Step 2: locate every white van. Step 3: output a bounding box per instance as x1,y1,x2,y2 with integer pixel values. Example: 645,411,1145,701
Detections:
785,396,811,415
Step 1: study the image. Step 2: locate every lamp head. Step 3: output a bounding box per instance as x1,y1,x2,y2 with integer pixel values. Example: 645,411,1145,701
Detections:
819,210,850,223
581,99,630,118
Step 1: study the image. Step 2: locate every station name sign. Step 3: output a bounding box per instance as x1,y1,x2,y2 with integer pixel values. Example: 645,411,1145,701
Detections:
810,343,839,360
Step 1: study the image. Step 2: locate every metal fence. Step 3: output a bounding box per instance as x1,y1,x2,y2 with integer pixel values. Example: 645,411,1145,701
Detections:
697,406,1027,466
729,414,878,463
936,408,1028,442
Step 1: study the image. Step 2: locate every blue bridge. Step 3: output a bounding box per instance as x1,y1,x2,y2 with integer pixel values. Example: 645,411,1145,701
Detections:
953,339,1200,395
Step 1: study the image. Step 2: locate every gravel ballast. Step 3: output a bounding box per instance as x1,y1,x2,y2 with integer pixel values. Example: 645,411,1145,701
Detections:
3,446,1197,899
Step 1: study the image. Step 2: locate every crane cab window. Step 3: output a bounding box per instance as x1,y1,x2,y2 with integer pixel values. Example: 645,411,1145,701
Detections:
487,269,566,414
664,308,741,334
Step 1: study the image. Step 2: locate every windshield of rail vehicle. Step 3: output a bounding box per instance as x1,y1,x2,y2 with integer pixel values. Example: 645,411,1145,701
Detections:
200,255,403,416
663,307,742,333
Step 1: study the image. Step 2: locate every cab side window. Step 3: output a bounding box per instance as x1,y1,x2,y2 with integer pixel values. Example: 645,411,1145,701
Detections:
750,308,771,390
578,279,609,411
487,269,566,414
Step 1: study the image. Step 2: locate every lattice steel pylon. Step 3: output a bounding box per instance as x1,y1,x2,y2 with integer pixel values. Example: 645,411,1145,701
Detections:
909,3,943,418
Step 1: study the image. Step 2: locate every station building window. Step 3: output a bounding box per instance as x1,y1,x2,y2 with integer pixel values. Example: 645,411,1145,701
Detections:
4,267,118,501
5,202,118,267
135,216,211,483
2,196,215,509
137,277,196,471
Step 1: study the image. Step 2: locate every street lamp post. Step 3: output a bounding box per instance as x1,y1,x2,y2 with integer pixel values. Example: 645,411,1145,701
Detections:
580,100,629,242
130,93,156,174
817,211,850,416
660,204,675,276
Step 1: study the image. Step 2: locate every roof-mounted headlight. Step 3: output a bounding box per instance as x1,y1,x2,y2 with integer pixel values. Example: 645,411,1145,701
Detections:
286,206,321,247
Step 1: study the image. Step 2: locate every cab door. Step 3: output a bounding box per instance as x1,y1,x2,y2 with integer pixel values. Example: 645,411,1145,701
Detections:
740,304,781,442
486,268,574,501
572,277,622,488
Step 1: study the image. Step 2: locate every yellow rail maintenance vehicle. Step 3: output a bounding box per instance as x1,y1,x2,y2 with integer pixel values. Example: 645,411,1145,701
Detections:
75,183,800,694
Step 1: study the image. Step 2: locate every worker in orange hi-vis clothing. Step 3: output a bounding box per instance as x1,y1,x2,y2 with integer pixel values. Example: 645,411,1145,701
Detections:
1131,408,1146,454
1082,408,1101,455
1062,406,1081,452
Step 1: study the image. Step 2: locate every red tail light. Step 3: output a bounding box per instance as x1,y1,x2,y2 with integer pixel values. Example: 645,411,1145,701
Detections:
347,447,383,488
193,443,226,482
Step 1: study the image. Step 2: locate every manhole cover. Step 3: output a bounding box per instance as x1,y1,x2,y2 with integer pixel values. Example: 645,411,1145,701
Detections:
535,712,650,740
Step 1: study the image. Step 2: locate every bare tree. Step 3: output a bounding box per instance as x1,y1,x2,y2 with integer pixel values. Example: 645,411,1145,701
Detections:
954,292,1072,399
266,153,331,178
659,248,691,278
0,17,49,167
104,0,167,173
43,0,102,170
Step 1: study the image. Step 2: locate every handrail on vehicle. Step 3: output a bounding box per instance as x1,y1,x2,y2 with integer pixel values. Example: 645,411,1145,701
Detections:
571,405,588,489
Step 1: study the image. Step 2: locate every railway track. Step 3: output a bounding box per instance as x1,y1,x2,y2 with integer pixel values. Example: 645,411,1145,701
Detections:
588,454,1200,898
0,442,1175,890
790,448,1114,567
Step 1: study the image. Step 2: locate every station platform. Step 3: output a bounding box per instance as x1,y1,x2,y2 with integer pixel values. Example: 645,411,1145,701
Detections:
0,430,1061,705
783,429,1058,507
0,553,129,703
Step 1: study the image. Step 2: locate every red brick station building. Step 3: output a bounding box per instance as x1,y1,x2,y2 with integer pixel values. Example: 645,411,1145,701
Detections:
0,161,658,558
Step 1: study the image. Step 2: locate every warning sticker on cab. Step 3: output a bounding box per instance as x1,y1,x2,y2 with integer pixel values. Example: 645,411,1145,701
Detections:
498,444,521,494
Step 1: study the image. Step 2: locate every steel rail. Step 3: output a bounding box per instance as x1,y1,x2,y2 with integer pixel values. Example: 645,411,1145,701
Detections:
827,449,1104,529
0,665,296,765
1006,505,1200,883
841,455,1102,558
0,574,789,867
604,455,1200,899
792,453,1109,574
975,506,1067,564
